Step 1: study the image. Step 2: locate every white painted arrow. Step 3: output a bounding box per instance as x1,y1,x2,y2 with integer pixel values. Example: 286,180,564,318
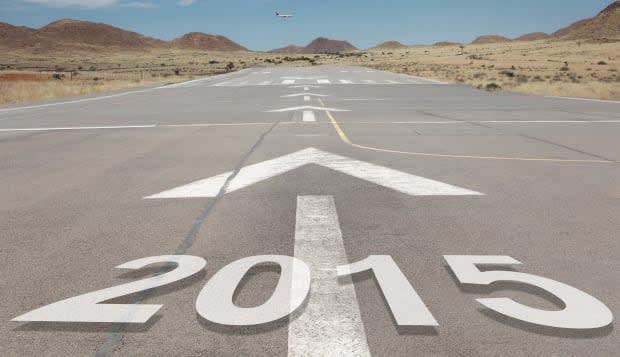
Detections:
145,148,482,199
281,93,329,98
267,106,349,113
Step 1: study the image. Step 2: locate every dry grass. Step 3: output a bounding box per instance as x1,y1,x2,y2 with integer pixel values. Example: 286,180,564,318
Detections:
0,76,191,104
357,40,620,100
1,39,619,104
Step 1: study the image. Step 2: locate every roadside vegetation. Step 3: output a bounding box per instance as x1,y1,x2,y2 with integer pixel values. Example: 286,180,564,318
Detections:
1,39,618,104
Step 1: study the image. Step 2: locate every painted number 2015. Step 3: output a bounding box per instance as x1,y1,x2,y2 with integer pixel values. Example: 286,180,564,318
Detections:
13,255,613,330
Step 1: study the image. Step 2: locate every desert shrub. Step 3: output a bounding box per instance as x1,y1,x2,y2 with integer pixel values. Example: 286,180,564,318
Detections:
52,73,64,80
174,69,180,75
226,62,235,71
516,75,529,83
560,66,570,71
500,70,515,78
598,61,607,65
468,54,483,60
485,83,502,91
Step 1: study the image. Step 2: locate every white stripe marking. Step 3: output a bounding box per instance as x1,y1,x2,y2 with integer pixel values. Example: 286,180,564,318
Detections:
288,196,371,357
282,79,296,85
0,125,157,132
2,120,617,133
302,111,315,122
362,80,376,84
317,79,331,84
267,106,349,113
281,93,328,98
339,79,354,84
385,80,400,84
145,147,483,198
259,80,273,86
304,86,309,91
0,90,152,113
303,96,311,102
545,96,620,104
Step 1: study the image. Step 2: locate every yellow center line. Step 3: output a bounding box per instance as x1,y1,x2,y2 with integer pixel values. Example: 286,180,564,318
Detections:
318,98,613,163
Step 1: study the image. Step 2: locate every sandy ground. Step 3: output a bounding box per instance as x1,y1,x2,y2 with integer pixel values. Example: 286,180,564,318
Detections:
0,39,618,104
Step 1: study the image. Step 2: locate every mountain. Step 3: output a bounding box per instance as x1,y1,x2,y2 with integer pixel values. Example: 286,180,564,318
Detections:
270,37,358,54
514,32,550,41
552,1,620,41
170,32,247,51
470,35,512,44
0,19,247,53
370,41,407,50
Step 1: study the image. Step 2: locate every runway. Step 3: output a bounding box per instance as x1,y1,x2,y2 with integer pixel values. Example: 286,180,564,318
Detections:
1,66,619,356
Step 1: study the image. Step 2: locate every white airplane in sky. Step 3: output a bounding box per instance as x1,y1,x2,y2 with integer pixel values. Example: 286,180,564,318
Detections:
275,12,294,19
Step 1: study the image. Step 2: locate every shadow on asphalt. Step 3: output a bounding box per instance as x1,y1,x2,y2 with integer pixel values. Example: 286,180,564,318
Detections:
442,264,614,339
339,270,440,336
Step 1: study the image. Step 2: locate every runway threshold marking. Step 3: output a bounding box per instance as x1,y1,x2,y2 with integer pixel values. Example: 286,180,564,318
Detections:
288,196,371,357
302,111,316,122
317,98,615,163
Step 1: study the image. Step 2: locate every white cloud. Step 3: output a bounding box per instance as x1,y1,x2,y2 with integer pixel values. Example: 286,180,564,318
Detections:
121,1,158,8
23,0,117,8
176,0,194,6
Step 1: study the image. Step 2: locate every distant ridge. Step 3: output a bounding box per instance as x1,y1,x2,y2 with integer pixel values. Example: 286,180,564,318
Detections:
370,41,407,50
433,41,462,46
270,37,358,54
471,35,512,44
0,19,247,53
514,32,550,41
268,44,305,54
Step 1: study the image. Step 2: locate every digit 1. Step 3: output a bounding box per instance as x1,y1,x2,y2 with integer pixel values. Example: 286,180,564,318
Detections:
337,255,438,326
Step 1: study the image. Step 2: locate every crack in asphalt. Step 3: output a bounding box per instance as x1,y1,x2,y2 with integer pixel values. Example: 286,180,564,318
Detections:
422,110,616,163
94,121,279,357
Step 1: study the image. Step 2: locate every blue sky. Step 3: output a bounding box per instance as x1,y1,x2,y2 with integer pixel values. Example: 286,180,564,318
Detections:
0,0,614,51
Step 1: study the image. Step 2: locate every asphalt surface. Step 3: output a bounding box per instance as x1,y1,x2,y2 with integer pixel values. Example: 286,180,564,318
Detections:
1,66,619,356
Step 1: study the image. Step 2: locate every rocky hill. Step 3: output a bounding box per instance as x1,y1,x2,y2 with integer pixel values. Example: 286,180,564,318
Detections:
552,1,620,41
170,32,247,51
270,37,358,54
